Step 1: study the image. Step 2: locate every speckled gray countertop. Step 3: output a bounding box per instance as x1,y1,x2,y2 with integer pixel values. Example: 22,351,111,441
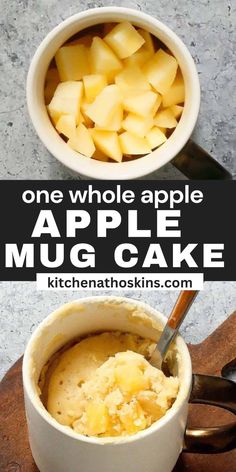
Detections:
0,0,235,179
0,281,236,379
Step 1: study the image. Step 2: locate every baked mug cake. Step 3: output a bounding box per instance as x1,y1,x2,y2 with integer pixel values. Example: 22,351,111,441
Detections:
40,331,179,437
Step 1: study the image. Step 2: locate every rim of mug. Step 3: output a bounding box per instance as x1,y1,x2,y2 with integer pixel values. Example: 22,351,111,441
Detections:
23,295,193,446
26,7,200,180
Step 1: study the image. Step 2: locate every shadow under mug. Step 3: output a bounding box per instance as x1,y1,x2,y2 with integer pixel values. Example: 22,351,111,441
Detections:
23,297,236,472
26,7,232,180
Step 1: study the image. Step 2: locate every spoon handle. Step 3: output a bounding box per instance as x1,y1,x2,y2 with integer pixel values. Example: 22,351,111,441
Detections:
167,290,198,330
157,290,198,360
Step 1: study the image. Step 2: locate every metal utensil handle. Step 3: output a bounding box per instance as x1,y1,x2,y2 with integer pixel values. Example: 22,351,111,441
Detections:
168,290,198,330
184,374,236,453
157,291,198,359
173,139,232,180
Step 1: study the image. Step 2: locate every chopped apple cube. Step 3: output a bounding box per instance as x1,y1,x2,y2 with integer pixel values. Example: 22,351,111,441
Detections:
120,401,147,434
146,126,167,149
115,64,151,95
143,49,178,94
86,84,121,127
83,74,107,103
151,94,162,117
119,131,151,155
104,22,145,59
96,105,123,131
123,90,158,117
48,81,83,125
68,123,95,157
162,71,185,107
154,109,177,128
137,391,164,421
123,49,151,68
90,37,122,81
53,81,83,100
138,29,155,54
85,402,110,436
122,113,153,138
170,104,184,118
56,115,76,138
55,44,90,81
91,129,122,162
115,364,148,394
124,29,154,67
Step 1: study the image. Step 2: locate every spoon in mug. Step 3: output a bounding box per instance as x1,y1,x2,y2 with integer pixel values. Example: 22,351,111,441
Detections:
148,290,198,369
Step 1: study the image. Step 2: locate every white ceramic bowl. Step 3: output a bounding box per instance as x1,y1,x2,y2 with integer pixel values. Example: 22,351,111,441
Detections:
27,7,200,179
23,296,192,472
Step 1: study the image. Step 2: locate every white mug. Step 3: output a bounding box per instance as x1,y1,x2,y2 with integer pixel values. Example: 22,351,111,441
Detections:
26,7,231,180
23,296,236,472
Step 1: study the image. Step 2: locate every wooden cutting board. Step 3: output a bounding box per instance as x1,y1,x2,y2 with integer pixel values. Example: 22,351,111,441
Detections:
1,312,236,472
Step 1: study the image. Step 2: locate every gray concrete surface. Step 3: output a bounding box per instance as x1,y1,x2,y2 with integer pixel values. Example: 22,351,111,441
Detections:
0,0,235,179
0,281,236,379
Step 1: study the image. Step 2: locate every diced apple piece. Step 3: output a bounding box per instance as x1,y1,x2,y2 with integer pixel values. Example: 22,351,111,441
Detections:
137,391,164,421
68,123,95,157
123,90,158,117
122,113,153,138
146,126,167,149
115,64,151,95
48,81,83,125
92,149,109,162
90,37,122,81
91,129,122,162
124,49,152,68
80,99,94,127
96,105,123,131
104,22,145,59
138,29,155,54
154,109,177,128
86,84,121,127
115,364,148,394
56,115,76,139
124,29,155,67
85,402,110,436
170,104,184,118
119,131,151,155
162,72,185,107
83,74,107,103
66,34,92,47
55,44,90,81
143,49,178,94
53,81,83,100
151,94,162,117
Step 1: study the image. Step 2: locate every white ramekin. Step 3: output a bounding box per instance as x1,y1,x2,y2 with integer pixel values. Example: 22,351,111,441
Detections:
27,7,200,180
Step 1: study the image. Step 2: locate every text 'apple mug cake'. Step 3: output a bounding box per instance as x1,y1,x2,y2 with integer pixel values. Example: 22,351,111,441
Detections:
45,21,185,163
39,332,179,437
